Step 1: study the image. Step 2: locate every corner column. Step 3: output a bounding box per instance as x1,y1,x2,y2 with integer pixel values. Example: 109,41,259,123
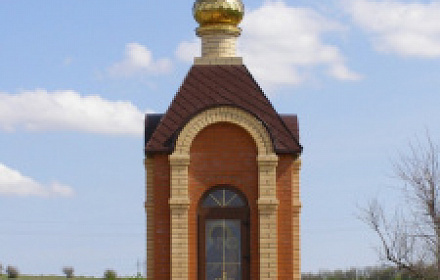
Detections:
292,157,302,280
144,158,155,280
257,154,279,280
169,154,191,280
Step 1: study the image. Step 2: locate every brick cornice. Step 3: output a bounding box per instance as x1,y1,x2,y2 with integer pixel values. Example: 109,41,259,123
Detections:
169,154,191,166
169,197,191,210
257,197,279,213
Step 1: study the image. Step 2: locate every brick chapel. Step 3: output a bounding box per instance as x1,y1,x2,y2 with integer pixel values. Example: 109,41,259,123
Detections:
144,0,303,279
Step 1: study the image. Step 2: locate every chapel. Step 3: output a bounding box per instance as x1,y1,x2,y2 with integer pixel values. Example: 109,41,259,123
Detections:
144,0,302,279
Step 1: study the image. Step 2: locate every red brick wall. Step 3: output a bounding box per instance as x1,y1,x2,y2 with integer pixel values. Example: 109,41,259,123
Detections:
152,154,171,280
150,122,295,279
188,122,259,279
277,155,295,279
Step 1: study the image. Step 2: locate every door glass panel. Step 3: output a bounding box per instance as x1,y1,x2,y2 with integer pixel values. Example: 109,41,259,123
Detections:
206,219,241,280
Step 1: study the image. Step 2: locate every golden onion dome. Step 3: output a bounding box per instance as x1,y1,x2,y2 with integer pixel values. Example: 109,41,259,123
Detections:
193,0,244,27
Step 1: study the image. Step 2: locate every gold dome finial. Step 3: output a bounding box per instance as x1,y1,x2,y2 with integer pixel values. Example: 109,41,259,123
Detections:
192,0,244,65
193,0,244,28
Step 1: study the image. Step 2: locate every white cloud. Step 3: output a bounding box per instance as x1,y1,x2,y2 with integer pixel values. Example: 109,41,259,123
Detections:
176,38,200,63
0,89,145,136
239,1,362,88
0,163,74,197
175,1,361,88
108,43,173,77
346,0,440,57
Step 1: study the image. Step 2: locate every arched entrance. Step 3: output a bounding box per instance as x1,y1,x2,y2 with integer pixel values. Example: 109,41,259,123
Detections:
198,187,250,280
168,107,281,279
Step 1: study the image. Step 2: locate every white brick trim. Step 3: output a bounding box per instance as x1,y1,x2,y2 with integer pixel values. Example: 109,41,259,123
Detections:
292,157,302,280
144,158,155,280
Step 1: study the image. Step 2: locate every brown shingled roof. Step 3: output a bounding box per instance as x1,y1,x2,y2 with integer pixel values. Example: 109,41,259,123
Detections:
145,64,302,155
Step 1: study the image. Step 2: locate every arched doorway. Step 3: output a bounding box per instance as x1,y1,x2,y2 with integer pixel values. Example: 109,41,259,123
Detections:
198,187,250,280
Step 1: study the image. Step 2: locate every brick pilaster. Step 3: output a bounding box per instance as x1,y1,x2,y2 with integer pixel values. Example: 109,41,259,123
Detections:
169,154,191,280
258,155,279,280
292,157,302,280
145,158,155,280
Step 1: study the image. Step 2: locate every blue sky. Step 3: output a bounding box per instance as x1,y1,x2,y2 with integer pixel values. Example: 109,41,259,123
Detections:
1,0,440,276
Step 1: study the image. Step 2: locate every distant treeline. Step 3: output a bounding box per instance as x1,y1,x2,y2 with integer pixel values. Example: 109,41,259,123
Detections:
302,266,418,280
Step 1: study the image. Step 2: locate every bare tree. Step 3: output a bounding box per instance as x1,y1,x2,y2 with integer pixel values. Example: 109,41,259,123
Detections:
361,135,440,279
